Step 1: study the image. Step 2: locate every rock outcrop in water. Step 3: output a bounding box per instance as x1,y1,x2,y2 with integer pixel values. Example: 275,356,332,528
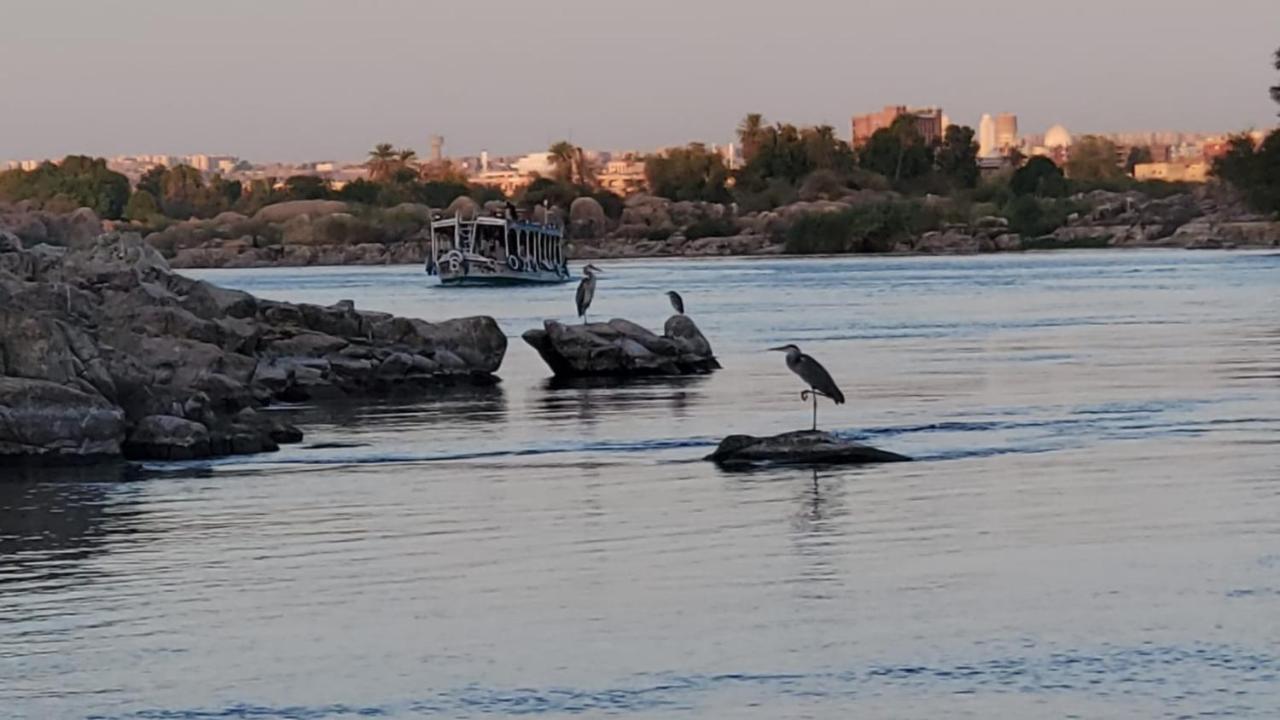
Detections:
522,316,719,378
0,231,507,465
707,430,912,468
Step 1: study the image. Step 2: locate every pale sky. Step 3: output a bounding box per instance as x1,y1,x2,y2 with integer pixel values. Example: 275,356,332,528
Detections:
2,0,1278,162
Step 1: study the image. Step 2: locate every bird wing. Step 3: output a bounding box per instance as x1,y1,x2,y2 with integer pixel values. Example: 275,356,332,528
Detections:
798,354,845,404
575,279,590,317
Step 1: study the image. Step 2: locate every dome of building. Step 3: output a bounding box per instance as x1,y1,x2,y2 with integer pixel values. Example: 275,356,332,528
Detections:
1044,124,1073,148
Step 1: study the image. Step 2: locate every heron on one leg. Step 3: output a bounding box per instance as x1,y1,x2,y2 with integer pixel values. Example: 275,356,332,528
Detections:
768,344,845,431
575,264,604,323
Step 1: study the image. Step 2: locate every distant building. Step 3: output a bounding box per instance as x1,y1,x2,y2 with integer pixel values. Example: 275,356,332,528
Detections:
469,170,533,197
851,105,944,147
1133,161,1209,183
1044,125,1073,149
512,152,555,177
995,113,1018,152
978,114,997,157
429,135,444,163
596,157,648,196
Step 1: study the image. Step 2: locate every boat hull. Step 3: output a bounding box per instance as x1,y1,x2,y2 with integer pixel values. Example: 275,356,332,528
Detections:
439,271,569,286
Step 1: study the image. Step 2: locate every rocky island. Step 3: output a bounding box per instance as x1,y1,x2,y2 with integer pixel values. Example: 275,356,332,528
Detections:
0,231,507,464
523,315,719,378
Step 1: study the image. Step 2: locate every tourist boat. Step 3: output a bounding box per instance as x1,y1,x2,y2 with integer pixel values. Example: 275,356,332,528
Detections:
426,210,571,286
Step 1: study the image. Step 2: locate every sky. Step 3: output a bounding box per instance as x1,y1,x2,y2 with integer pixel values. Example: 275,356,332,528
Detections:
2,0,1278,162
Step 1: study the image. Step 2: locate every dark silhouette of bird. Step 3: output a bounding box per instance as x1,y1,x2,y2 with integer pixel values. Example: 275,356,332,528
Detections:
575,264,604,323
665,290,685,315
768,344,845,431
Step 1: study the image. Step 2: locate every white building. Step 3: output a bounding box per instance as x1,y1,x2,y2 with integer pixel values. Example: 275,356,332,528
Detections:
978,114,997,158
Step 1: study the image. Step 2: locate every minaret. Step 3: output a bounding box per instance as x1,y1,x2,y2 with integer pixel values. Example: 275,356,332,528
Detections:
429,135,444,162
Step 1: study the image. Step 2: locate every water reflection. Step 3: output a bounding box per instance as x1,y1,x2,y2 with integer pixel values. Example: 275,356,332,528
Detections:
281,383,509,431
0,467,146,594
535,375,709,425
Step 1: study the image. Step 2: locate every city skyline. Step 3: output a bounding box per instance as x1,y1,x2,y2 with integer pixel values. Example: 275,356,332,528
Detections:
3,0,1279,162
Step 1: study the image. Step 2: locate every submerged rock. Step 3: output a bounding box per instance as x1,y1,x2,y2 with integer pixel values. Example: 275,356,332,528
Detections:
706,430,911,468
522,316,720,377
0,230,508,464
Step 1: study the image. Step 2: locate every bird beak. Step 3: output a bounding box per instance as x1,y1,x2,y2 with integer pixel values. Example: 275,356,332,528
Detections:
767,346,787,352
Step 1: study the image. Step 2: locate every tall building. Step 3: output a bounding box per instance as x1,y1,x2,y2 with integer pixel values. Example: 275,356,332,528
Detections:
995,113,1018,152
851,105,944,146
978,114,997,157
429,135,444,162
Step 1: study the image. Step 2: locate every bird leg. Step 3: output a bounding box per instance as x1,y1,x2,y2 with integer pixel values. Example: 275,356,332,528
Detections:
799,389,830,431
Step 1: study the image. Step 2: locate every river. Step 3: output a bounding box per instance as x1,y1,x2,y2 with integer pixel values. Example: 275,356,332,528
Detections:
3,250,1279,719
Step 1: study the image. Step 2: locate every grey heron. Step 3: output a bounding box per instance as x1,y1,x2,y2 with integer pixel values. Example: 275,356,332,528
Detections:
575,264,604,323
665,290,685,315
768,344,845,431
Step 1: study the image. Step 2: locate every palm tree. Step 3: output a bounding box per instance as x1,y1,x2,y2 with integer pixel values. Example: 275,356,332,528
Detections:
737,113,765,164
366,143,397,182
548,141,577,183
397,148,418,166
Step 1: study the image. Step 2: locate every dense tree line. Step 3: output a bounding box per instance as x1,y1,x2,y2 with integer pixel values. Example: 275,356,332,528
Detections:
0,156,130,218
1211,47,1280,214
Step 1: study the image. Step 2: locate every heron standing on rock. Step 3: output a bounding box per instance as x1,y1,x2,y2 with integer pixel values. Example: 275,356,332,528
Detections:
768,344,845,431
575,264,604,323
665,290,685,315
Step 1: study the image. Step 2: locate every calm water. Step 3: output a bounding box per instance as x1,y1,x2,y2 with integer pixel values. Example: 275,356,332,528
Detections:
3,250,1280,719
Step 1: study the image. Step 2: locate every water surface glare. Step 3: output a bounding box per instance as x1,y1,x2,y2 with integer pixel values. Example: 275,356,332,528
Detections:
3,250,1280,719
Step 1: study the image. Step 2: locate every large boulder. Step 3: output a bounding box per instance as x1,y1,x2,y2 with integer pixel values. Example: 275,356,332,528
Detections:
706,430,912,468
0,378,125,462
252,199,349,223
522,316,719,377
0,231,510,464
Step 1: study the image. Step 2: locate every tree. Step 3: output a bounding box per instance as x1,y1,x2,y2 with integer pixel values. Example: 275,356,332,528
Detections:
644,144,731,203
0,155,130,219
548,141,578,184
1125,146,1154,175
1065,135,1125,183
123,189,160,222
737,113,766,163
282,175,331,200
859,115,932,183
366,143,398,182
737,121,855,188
1212,132,1280,214
335,178,382,204
1272,46,1280,111
1010,156,1067,197
935,125,980,189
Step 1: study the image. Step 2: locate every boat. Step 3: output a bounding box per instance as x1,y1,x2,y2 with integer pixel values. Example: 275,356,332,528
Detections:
425,210,571,286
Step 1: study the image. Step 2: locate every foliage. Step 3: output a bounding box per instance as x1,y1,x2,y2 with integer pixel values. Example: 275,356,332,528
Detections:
684,216,738,240
1272,46,1280,111
336,178,382,205
0,156,130,218
520,177,581,209
1065,136,1125,183
123,189,161,223
1124,146,1154,174
590,189,624,220
644,144,732,203
1212,130,1280,214
736,113,766,164
859,115,934,183
784,201,941,254
934,125,980,189
797,169,847,201
1010,156,1067,197
734,177,798,213
999,196,1082,238
281,175,331,201
737,121,855,189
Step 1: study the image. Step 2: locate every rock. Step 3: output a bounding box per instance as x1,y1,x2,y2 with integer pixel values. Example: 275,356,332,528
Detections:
0,231,509,464
0,378,125,462
122,415,211,460
522,316,719,377
252,199,349,223
706,430,912,468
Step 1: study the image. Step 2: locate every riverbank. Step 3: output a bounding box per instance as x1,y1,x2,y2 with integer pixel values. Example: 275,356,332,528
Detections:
3,190,1277,270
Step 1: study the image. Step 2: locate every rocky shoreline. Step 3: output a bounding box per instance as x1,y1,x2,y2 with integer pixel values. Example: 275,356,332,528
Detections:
0,231,506,464
3,189,1277,273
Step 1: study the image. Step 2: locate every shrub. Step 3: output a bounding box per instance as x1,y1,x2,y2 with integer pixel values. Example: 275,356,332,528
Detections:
784,201,941,254
684,216,738,240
